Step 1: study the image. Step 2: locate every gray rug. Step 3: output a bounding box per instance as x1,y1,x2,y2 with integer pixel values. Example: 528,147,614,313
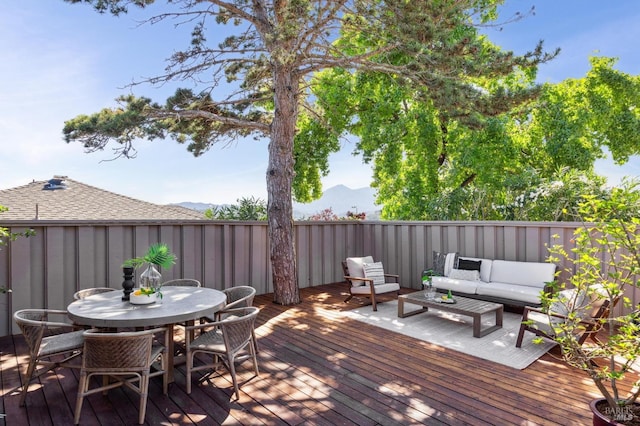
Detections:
343,300,556,369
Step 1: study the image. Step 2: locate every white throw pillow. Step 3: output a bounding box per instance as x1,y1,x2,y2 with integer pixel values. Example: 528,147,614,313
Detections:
448,268,480,281
362,262,386,286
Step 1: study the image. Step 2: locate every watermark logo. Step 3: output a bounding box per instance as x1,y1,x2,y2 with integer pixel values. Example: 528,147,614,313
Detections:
603,406,633,422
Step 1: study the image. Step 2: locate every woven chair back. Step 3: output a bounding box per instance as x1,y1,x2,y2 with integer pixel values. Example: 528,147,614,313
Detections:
73,287,114,300
219,307,259,355
13,310,47,357
82,329,160,372
161,278,201,287
223,286,256,309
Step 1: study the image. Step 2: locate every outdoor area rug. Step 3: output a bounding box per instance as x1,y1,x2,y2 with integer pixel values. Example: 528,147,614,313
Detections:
343,300,557,369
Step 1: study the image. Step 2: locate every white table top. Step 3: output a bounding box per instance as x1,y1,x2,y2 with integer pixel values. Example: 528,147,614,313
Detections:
67,286,227,328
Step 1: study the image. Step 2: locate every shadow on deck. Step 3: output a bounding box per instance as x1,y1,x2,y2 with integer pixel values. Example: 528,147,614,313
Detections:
0,283,614,425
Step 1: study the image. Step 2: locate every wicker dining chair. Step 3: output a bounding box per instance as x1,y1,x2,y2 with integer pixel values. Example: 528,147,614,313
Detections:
161,278,201,287
13,309,85,407
201,285,256,322
73,287,115,300
210,286,258,352
185,306,260,399
223,286,256,309
73,327,169,425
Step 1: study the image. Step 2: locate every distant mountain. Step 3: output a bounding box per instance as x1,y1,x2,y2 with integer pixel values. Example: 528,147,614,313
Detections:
171,201,214,212
293,185,379,218
171,185,380,218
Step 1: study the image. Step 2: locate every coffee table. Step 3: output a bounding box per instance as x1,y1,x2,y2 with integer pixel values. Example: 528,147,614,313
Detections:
397,290,503,338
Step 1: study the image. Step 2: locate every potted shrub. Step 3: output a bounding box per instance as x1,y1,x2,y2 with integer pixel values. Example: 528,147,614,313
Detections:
536,179,640,425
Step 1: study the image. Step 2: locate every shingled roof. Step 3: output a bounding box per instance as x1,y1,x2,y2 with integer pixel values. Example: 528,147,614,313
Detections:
0,176,206,221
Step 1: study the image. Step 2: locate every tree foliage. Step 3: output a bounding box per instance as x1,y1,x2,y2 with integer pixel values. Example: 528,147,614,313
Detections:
61,0,556,304
303,52,640,220
205,196,267,221
303,207,366,221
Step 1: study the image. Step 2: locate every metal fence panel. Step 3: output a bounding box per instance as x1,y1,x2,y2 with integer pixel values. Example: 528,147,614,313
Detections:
0,219,630,336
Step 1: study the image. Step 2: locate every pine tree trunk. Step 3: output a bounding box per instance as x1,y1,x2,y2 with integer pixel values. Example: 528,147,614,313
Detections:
267,65,300,305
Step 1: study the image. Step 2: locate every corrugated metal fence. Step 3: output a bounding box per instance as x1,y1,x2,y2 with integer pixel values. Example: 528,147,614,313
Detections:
0,219,631,336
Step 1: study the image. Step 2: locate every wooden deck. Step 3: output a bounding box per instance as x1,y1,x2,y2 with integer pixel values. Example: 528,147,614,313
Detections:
0,283,620,425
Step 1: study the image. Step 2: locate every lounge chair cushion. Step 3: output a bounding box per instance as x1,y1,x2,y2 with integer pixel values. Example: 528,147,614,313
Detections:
350,282,400,295
346,256,374,287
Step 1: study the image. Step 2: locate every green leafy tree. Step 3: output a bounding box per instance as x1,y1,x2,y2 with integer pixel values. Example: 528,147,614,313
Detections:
304,54,640,221
491,168,607,221
532,56,640,172
298,40,556,219
61,0,553,304
205,197,267,221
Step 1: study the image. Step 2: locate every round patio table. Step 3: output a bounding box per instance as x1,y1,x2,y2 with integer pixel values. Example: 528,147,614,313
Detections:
67,286,227,382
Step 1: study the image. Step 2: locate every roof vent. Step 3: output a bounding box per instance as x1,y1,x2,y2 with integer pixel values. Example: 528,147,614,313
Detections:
43,176,69,191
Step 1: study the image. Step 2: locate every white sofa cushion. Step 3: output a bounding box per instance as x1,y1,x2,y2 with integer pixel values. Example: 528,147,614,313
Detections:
458,257,493,283
432,276,479,294
362,262,386,286
449,268,480,281
476,281,543,305
489,260,556,289
346,256,374,287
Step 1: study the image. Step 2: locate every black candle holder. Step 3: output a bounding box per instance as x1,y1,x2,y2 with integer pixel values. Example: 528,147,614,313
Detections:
122,266,135,301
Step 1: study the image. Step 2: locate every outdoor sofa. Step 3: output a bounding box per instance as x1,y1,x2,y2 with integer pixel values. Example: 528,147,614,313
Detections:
430,253,557,307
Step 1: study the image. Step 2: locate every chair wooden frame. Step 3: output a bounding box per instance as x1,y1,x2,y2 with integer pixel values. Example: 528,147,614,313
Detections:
515,296,618,348
73,327,169,425
341,261,400,311
185,307,259,400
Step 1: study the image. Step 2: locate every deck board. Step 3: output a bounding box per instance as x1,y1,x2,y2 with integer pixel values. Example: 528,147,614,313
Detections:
0,283,625,425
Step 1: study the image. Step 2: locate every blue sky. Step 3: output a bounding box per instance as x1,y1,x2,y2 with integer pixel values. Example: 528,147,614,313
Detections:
1,1,638,205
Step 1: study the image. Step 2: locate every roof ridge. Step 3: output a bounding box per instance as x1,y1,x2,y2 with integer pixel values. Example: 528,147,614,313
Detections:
0,177,206,220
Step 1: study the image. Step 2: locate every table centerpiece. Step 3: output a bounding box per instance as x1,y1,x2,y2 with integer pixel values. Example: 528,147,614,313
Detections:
122,243,177,303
